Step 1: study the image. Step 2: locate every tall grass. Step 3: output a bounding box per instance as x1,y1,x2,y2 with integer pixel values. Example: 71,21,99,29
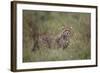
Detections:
23,10,91,62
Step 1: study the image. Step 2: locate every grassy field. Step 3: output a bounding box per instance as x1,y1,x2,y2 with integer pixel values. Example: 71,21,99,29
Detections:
23,10,91,62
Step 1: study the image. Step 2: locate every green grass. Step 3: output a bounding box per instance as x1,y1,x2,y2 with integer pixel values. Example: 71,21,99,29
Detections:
23,10,91,62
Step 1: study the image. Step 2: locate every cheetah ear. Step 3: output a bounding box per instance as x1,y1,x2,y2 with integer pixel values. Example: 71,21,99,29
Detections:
70,26,72,29
62,25,65,30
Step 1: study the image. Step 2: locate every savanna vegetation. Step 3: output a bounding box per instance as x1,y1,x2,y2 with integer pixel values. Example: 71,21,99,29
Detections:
23,10,91,62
